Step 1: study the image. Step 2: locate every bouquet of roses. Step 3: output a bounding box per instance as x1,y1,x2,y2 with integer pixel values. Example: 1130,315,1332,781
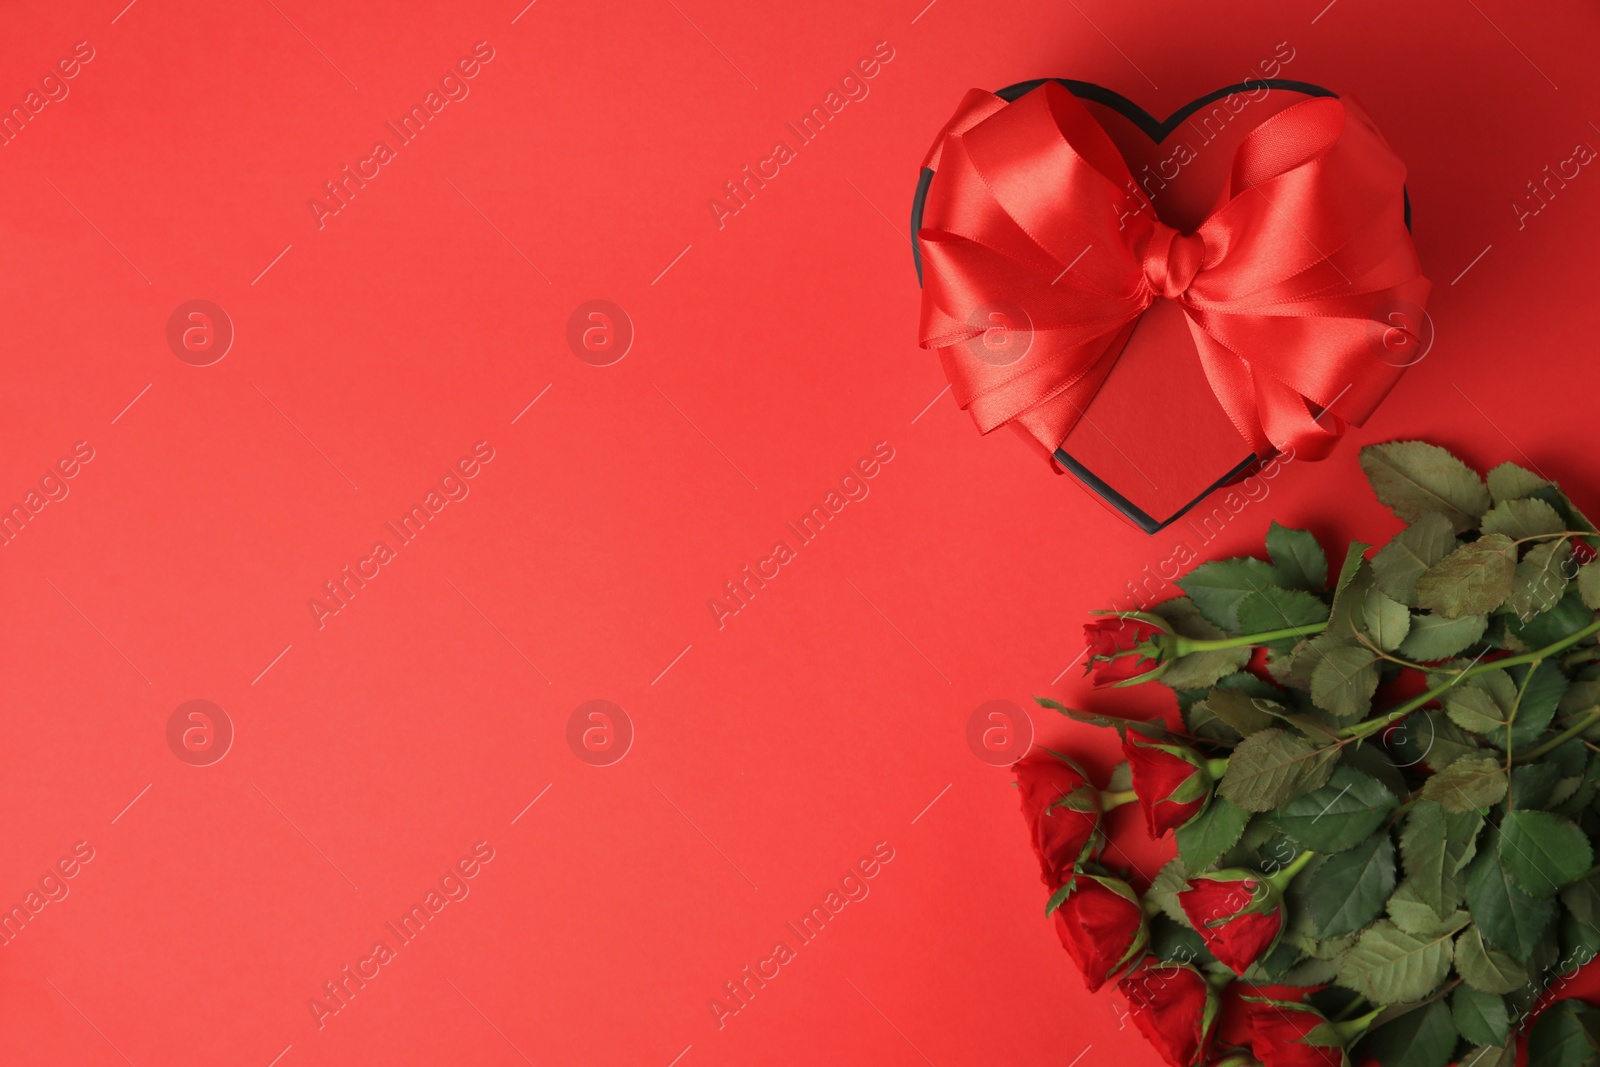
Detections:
1022,441,1600,1067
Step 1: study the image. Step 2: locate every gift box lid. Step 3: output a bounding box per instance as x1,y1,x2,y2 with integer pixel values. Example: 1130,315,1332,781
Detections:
912,78,1412,534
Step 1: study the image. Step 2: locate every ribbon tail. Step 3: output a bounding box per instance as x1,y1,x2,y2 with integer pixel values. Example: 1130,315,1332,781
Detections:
1185,325,1350,462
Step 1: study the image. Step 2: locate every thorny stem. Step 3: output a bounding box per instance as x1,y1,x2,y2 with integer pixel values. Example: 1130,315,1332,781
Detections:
1518,708,1600,763
1505,659,1539,791
1335,617,1600,741
1176,622,1328,654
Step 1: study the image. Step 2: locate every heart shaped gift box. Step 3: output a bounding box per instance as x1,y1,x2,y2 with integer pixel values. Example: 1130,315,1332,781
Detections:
912,79,1430,533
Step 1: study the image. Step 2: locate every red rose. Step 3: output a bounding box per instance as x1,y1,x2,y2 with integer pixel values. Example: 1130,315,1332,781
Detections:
1178,872,1284,976
1052,873,1148,992
1084,613,1173,687
1118,962,1218,1067
1575,539,1598,566
1015,751,1100,885
1214,983,1319,1052
1123,734,1212,836
1242,998,1347,1067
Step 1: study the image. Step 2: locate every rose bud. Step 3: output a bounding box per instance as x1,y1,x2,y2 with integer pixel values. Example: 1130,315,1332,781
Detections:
1117,961,1219,1067
1213,983,1317,1052
1014,750,1101,886
1241,998,1351,1067
1051,873,1148,992
1083,612,1174,687
1123,734,1214,836
1178,871,1286,976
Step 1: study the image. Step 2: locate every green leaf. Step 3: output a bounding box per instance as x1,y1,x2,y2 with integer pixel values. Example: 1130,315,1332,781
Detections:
1482,496,1566,540
1174,796,1251,874
1448,812,1485,875
1360,440,1492,534
1580,561,1600,610
1398,799,1450,903
1151,598,1254,690
1505,660,1567,750
1362,588,1412,651
1306,831,1398,937
1357,1000,1458,1067
1373,512,1458,607
1162,649,1255,694
1388,881,1468,936
1309,644,1381,719
1240,940,1310,985
1499,810,1594,898
1398,612,1489,661
1445,685,1510,737
1508,589,1593,649
1416,534,1518,618
1509,538,1572,621
1527,998,1600,1067
1544,487,1600,536
1273,955,1342,987
1454,925,1528,994
1177,557,1284,632
1342,742,1410,800
1334,540,1371,593
1487,461,1552,504
1148,913,1214,966
1184,698,1244,743
1236,586,1331,645
1459,1045,1517,1067
1398,800,1481,916
1217,728,1338,813
1562,909,1600,973
1266,521,1328,592
1560,873,1600,930
1420,755,1508,813
1356,1004,1459,1067
1268,766,1398,853
1416,711,1491,773
1327,548,1377,642
1147,857,1193,927
1452,986,1510,1047
1465,829,1557,961
1337,919,1455,1003
1044,878,1076,916
1440,669,1517,742
1198,689,1277,738
1511,762,1562,809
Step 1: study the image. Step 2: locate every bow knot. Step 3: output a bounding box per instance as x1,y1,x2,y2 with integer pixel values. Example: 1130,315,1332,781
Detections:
1142,223,1204,302
916,83,1431,462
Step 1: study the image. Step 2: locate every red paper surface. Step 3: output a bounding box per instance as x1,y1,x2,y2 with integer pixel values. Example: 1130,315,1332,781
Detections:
2,2,1598,1065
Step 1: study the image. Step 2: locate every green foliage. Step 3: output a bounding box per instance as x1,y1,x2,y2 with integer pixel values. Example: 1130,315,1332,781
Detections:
1217,728,1337,812
1357,1000,1459,1067
1527,999,1600,1067
1174,796,1251,873
1269,766,1397,853
1032,440,1600,1063
1305,831,1397,937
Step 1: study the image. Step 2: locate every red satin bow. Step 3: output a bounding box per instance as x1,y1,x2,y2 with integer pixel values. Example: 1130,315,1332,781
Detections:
916,83,1431,461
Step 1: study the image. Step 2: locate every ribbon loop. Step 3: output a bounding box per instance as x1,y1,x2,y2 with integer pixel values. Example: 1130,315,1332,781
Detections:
916,83,1431,462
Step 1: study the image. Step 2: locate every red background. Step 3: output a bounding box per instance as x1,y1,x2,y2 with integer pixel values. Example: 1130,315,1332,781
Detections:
2,0,1598,1064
